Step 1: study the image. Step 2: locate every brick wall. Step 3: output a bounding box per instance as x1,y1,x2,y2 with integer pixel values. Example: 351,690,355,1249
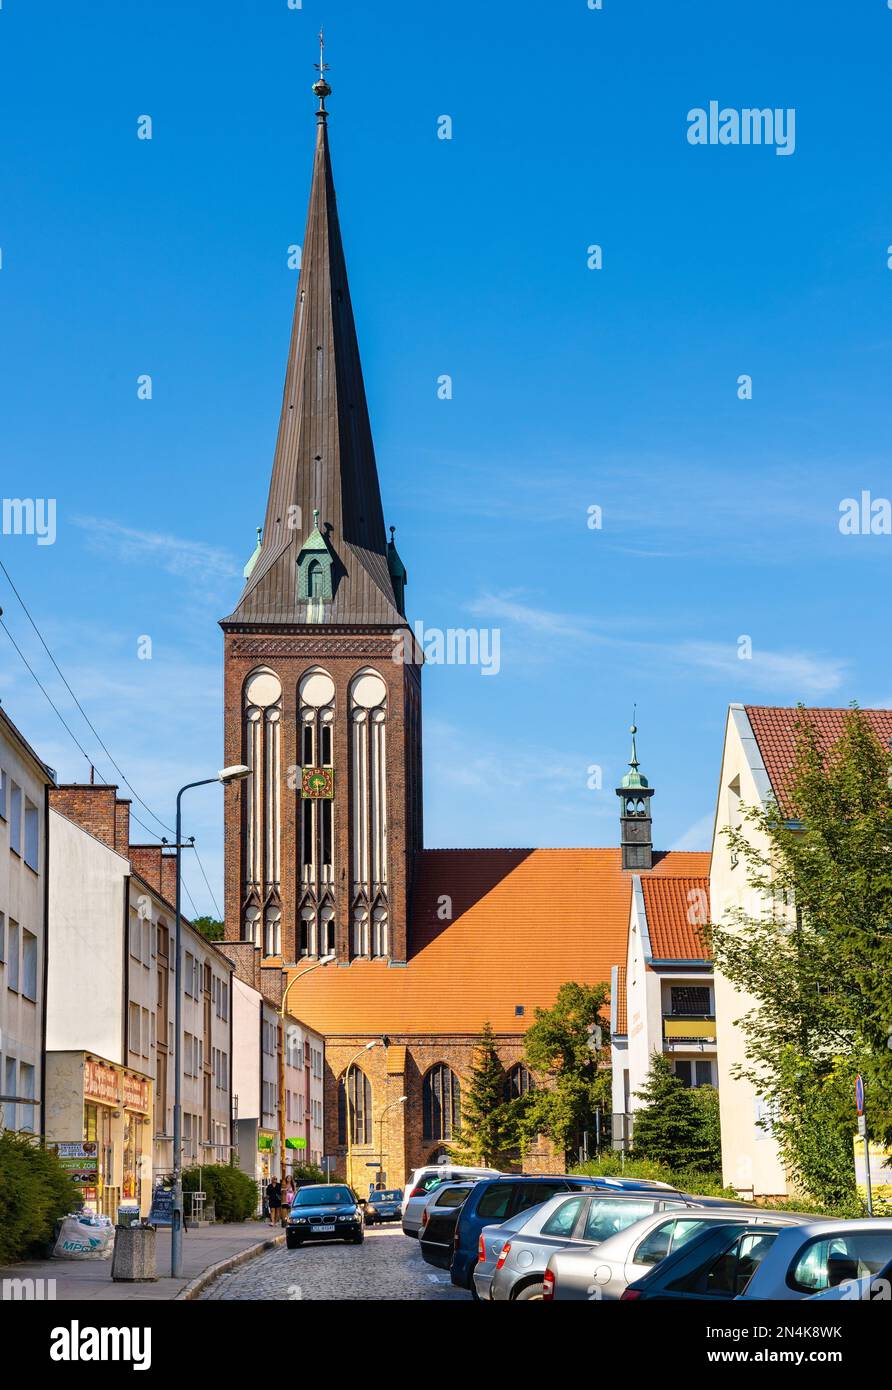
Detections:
160,853,177,907
114,799,131,852
50,784,120,850
129,844,163,894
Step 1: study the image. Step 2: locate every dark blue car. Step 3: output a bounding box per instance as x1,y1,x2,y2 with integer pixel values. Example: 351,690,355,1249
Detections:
449,1175,679,1291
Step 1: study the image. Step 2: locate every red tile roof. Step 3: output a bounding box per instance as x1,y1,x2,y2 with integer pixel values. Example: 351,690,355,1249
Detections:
613,965,627,1035
746,706,892,816
641,876,711,961
290,847,711,1035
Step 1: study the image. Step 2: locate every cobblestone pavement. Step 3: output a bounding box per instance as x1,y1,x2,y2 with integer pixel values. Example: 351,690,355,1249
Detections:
201,1224,470,1301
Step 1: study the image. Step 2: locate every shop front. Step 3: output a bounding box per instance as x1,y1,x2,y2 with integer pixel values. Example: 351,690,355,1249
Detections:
45,1051,154,1219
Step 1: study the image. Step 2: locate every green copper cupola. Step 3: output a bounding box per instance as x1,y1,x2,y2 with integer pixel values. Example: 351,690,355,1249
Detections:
616,720,655,870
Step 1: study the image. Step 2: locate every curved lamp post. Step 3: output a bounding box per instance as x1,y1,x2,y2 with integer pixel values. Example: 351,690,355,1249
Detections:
278,955,335,1188
344,1037,388,1190
171,763,251,1278
376,1094,407,1188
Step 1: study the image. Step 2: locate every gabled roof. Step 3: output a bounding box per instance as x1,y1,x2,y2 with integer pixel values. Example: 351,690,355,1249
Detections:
224,100,402,629
745,705,892,817
290,847,711,1035
640,875,711,962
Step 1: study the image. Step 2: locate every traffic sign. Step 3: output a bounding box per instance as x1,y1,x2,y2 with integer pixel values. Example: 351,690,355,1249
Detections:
855,1074,865,1116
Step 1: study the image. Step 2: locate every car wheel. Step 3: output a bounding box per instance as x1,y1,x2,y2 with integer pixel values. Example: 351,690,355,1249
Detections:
513,1281,545,1301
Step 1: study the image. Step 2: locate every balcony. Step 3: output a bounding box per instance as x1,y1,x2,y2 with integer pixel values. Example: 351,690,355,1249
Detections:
662,1014,717,1046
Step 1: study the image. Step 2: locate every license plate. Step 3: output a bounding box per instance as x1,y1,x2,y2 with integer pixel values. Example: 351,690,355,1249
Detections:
316,1224,335,1233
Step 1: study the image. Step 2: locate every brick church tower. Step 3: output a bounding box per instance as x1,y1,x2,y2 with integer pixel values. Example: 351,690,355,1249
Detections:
220,76,421,969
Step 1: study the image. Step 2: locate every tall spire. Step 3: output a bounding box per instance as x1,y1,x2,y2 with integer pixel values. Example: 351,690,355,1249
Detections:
225,41,404,628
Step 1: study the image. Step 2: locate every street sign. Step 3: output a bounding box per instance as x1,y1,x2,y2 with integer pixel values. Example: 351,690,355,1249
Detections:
856,1074,865,1116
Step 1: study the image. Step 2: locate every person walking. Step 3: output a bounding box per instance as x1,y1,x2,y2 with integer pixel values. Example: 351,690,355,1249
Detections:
266,1177,282,1227
283,1176,296,1214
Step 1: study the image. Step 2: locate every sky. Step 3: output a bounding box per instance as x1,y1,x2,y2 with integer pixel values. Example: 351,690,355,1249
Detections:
2,0,892,916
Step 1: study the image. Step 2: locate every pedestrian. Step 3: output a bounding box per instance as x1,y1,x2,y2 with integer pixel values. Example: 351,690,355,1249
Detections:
283,1177,296,1216
266,1177,282,1227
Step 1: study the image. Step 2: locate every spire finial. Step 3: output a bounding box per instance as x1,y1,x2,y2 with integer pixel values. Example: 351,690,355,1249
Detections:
312,28,332,114
313,507,320,529
629,706,639,770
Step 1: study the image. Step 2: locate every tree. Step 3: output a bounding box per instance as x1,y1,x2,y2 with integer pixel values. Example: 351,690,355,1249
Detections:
513,982,611,1162
192,915,224,942
631,1054,716,1170
450,1022,514,1167
711,707,892,1206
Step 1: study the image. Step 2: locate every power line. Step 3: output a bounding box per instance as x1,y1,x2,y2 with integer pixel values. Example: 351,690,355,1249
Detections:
190,843,223,920
0,558,174,836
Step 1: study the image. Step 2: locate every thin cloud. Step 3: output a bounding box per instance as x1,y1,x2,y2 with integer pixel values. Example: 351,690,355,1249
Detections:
73,516,241,582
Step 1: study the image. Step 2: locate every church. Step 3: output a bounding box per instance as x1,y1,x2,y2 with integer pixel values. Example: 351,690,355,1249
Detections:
218,72,707,1187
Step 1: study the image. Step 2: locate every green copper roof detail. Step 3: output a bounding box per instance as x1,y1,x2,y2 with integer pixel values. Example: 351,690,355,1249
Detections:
243,526,263,579
620,721,649,788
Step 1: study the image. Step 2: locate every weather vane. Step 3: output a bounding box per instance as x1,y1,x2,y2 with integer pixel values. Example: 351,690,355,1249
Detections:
313,28,332,109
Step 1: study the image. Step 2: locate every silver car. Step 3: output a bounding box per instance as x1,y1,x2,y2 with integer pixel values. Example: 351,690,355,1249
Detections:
473,1210,538,1300
544,1207,811,1300
488,1190,694,1301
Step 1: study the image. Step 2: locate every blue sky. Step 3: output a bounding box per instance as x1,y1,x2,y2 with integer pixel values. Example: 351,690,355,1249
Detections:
2,0,892,915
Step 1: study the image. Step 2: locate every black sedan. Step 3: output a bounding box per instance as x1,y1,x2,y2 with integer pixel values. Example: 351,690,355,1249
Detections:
285,1184,365,1248
364,1189,403,1225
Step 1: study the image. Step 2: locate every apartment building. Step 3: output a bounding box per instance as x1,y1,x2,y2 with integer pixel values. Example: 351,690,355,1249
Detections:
45,785,234,1214
0,705,54,1137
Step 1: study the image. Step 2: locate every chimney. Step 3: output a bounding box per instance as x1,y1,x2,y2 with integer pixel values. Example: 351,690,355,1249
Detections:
50,784,119,851
129,844,163,894
161,852,178,908
114,799,131,853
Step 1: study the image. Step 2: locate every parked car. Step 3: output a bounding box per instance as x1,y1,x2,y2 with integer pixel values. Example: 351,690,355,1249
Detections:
622,1218,892,1301
285,1183,365,1249
448,1175,679,1292
474,1209,539,1302
418,1182,479,1268
364,1189,403,1225
400,1164,500,1236
543,1207,811,1300
488,1190,745,1301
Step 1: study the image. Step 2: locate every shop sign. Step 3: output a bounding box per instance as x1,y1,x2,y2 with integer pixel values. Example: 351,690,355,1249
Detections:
258,1133,275,1152
123,1072,150,1112
84,1057,119,1105
51,1141,99,1185
285,1136,307,1149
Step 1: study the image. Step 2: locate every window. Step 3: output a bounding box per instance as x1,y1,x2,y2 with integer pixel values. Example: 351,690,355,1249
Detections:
19,1062,35,1133
21,930,37,1000
671,1231,779,1298
475,1184,516,1222
674,1059,713,1088
3,1056,16,1131
129,911,141,959
582,1198,656,1244
7,920,19,991
670,986,710,1016
9,782,22,855
503,1063,534,1102
263,908,281,959
787,1231,892,1294
350,669,388,959
337,1069,372,1145
23,800,38,870
515,1182,568,1216
141,1007,151,1057
433,1185,471,1209
129,1003,141,1054
185,953,194,997
0,769,6,819
541,1197,586,1237
0,911,4,962
422,1064,461,1142
633,1217,714,1267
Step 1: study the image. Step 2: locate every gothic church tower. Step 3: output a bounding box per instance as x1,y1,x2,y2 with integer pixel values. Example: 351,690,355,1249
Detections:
221,76,421,967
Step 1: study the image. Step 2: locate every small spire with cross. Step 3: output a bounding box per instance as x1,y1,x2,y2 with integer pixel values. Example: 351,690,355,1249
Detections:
312,28,332,111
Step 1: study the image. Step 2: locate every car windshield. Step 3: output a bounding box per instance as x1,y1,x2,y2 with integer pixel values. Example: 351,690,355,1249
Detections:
293,1186,353,1207
372,1190,401,1202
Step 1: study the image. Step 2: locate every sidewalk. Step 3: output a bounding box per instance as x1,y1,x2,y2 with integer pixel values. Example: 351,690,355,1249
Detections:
0,1222,285,1302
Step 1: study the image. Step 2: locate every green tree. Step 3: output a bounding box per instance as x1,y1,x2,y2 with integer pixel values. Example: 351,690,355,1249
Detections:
450,1023,514,1166
711,707,892,1207
514,982,611,1162
192,916,224,942
631,1054,715,1170
0,1133,79,1263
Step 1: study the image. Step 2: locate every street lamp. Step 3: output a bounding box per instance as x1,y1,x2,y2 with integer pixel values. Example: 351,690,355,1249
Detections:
278,955,335,1189
344,1036,388,1191
376,1095,407,1188
171,763,251,1279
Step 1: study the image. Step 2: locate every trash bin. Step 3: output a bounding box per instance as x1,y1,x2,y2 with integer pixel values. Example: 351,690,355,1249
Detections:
111,1223,157,1282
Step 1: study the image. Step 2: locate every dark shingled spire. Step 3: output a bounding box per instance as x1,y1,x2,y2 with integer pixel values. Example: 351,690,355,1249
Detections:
224,69,403,628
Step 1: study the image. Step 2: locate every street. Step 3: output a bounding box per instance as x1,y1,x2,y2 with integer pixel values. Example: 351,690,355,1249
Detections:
200,1224,470,1301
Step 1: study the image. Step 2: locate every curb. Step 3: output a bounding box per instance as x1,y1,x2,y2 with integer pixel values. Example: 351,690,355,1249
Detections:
176,1231,286,1301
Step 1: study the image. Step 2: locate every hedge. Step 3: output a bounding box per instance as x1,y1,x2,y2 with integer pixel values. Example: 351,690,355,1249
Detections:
0,1132,79,1264
182,1164,258,1222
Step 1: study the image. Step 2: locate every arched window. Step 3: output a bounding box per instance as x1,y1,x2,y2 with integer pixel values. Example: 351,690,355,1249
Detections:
308,560,324,599
504,1064,535,1103
242,668,282,943
337,1069,373,1145
423,1064,461,1142
298,668,335,957
350,669,388,958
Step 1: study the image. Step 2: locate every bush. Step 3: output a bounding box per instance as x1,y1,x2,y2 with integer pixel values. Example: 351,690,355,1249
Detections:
182,1164,258,1223
290,1164,326,1185
571,1152,736,1199
0,1132,80,1263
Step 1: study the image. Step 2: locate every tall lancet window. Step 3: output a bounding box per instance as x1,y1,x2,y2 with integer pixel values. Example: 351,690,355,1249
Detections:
298,668,336,957
242,668,282,951
350,669,388,959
